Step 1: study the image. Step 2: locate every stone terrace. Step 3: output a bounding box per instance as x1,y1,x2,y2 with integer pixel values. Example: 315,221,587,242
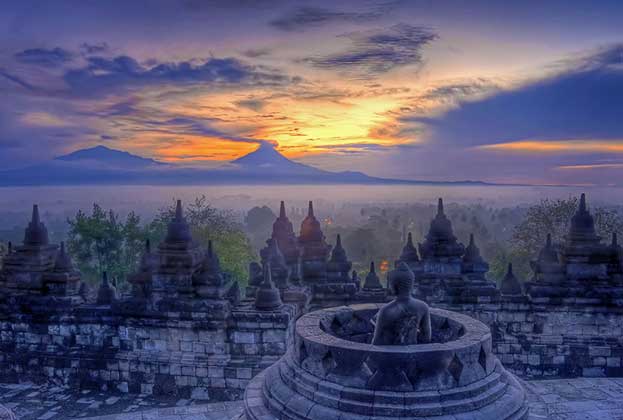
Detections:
3,378,623,420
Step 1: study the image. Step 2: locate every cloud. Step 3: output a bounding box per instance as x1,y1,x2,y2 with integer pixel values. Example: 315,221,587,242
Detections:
80,42,110,55
0,69,35,90
270,6,384,32
63,55,293,96
376,45,623,184
410,44,623,148
241,48,272,58
303,23,437,76
235,98,266,111
14,47,74,66
117,114,268,145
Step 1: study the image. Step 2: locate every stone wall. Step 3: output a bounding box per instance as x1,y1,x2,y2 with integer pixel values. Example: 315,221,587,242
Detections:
436,299,623,379
0,295,296,400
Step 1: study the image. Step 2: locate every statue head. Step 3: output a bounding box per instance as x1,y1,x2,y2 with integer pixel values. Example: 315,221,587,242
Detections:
388,262,414,297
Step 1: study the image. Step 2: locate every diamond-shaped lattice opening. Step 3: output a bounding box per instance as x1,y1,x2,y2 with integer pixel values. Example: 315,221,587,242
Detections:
440,318,451,330
448,353,464,383
405,363,421,388
478,345,487,373
322,349,337,374
331,317,344,335
298,342,309,364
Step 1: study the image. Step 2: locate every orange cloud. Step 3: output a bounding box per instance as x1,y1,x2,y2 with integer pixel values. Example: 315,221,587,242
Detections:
556,163,623,170
477,140,623,154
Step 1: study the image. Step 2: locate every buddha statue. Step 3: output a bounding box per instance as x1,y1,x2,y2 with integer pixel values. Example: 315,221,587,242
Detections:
372,262,431,346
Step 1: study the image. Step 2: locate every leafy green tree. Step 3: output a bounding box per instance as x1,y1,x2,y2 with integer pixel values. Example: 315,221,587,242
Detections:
67,204,145,287
146,196,256,284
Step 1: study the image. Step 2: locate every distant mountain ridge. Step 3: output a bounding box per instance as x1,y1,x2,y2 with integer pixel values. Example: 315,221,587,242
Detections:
56,145,165,168
0,144,494,186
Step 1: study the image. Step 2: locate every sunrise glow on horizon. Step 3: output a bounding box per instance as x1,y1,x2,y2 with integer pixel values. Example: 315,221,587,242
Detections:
2,1,623,186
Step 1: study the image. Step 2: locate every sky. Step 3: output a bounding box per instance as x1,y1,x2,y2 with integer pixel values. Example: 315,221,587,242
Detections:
1,0,623,185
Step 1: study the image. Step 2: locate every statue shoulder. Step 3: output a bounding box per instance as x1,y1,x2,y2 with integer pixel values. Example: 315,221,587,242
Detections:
411,298,430,314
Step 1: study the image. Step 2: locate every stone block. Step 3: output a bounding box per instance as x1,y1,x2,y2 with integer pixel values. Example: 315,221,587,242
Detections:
237,368,252,379
233,331,256,344
589,346,611,357
263,330,286,343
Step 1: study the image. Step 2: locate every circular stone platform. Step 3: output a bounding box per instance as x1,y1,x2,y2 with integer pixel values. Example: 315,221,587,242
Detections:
243,303,528,419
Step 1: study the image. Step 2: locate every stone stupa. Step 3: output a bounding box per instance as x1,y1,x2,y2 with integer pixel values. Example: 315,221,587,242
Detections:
242,263,528,420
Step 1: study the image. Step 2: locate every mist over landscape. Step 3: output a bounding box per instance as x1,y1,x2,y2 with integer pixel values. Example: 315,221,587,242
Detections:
2,1,623,419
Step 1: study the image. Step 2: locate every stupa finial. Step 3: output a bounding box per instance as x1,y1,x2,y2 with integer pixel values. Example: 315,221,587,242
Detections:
175,199,183,220
363,260,382,289
579,193,587,212
23,204,49,246
437,198,444,215
32,204,40,225
54,241,73,271
279,201,286,218
165,199,192,243
308,201,314,217
255,263,283,310
500,262,523,296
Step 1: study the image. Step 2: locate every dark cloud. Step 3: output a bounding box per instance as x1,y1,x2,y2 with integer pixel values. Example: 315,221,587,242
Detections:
80,42,110,55
409,44,623,147
235,98,266,112
14,47,74,66
0,69,35,90
241,48,272,58
63,55,293,96
304,23,437,76
270,6,384,32
421,80,498,102
134,116,265,144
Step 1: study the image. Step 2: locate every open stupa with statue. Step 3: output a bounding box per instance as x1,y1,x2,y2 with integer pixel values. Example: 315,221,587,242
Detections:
241,262,528,419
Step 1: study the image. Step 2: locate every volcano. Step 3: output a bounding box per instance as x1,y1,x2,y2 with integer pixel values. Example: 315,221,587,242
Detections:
0,143,491,186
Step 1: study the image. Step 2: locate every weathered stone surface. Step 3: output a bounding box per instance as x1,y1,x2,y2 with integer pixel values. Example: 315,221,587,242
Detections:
525,194,623,303
0,203,297,399
243,304,528,419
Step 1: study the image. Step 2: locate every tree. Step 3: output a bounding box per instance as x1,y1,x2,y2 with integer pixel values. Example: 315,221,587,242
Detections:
511,197,579,257
491,197,623,282
146,196,256,284
0,242,7,270
244,206,277,251
67,204,145,287
512,197,623,256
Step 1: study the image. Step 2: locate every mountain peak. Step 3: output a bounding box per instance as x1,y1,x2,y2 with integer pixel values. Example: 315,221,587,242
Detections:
56,145,165,168
231,142,293,167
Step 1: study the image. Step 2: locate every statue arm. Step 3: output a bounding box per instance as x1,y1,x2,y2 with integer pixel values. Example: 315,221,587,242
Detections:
372,308,388,345
420,310,432,344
